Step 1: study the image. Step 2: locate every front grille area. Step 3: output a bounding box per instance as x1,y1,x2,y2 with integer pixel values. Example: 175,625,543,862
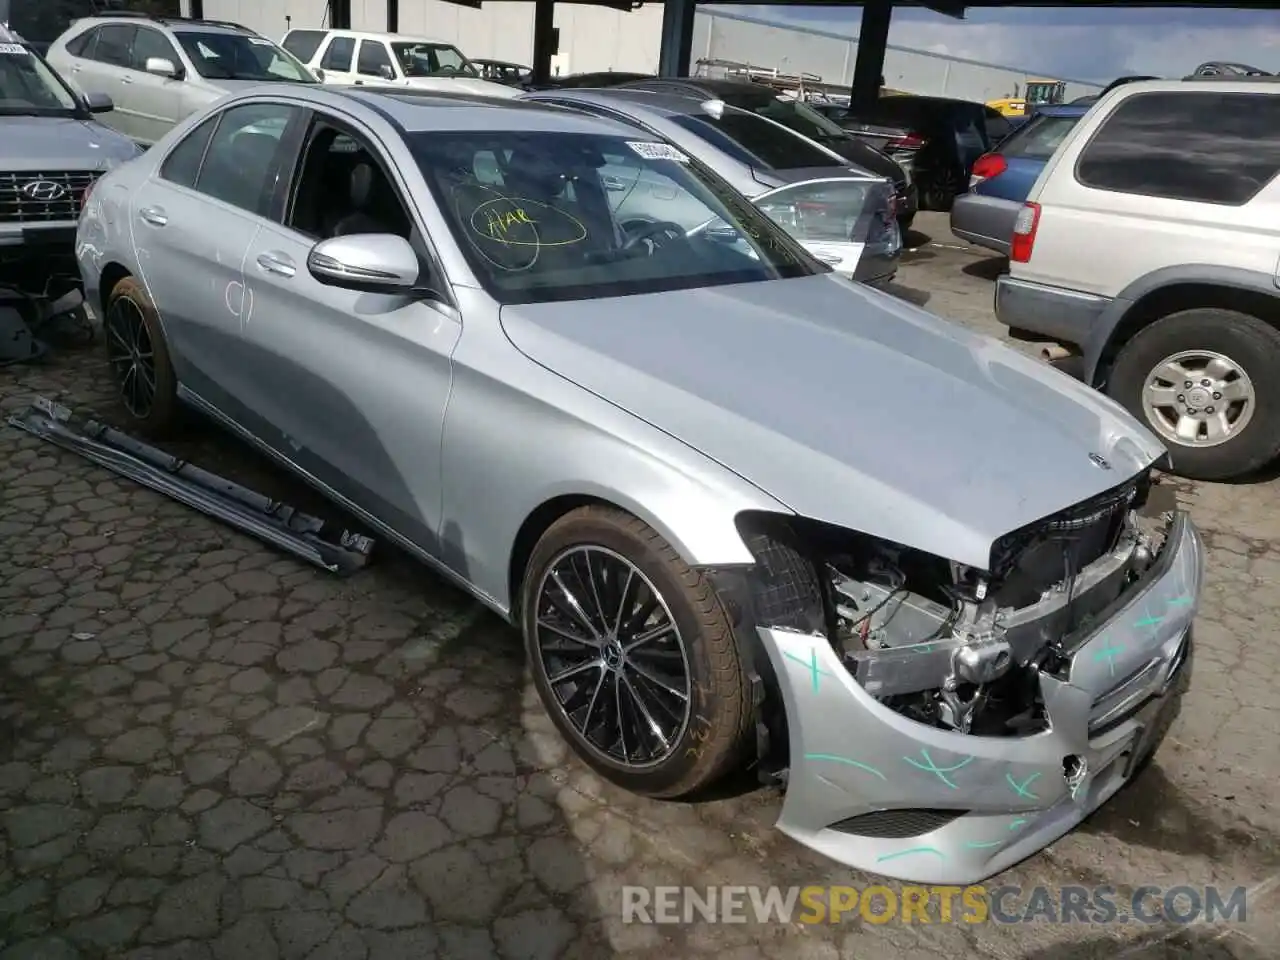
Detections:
990,469,1150,580
0,171,100,224
831,808,965,838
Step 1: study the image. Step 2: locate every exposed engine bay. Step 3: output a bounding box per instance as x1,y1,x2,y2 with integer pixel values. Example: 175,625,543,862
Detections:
730,468,1172,744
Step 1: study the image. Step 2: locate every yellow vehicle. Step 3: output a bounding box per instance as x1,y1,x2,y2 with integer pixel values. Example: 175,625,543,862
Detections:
987,78,1067,117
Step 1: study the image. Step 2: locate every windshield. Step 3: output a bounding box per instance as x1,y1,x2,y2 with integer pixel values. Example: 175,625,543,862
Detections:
734,92,852,142
996,112,1080,160
393,42,479,78
409,131,823,305
175,31,315,83
0,41,81,115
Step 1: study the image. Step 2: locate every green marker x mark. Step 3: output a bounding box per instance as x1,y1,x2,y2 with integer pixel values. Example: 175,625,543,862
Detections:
804,753,887,780
1006,772,1041,800
903,748,974,790
784,648,835,692
876,846,944,863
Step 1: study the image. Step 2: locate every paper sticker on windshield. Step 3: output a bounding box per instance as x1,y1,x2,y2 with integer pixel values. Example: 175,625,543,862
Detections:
626,141,688,163
0,43,28,55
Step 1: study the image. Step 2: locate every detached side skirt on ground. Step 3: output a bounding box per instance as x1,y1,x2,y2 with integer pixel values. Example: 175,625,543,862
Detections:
7,396,375,575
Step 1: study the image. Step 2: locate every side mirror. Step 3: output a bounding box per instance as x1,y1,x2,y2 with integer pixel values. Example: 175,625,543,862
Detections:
145,56,179,79
83,90,114,113
378,63,396,82
307,234,420,294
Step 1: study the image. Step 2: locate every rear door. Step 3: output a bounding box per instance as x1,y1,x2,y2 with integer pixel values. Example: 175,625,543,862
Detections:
129,101,304,416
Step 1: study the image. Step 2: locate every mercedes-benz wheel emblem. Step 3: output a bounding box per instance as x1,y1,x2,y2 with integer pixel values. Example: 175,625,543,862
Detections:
1088,453,1111,470
18,179,67,202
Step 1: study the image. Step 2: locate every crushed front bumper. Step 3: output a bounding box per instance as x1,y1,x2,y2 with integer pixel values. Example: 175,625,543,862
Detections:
758,511,1203,884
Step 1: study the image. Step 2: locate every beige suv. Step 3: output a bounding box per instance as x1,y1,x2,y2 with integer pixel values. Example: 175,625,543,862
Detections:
995,77,1280,481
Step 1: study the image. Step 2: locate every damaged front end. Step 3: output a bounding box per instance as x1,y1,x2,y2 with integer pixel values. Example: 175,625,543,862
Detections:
710,468,1204,883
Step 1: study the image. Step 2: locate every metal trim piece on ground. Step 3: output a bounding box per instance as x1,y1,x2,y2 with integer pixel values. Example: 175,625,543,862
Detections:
6,396,375,576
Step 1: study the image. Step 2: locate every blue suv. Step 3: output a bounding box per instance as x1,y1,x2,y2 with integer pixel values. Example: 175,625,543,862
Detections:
949,104,1089,255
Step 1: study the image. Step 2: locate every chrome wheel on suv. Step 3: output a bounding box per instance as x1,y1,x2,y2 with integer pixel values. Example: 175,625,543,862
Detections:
1140,349,1255,448
1107,306,1280,481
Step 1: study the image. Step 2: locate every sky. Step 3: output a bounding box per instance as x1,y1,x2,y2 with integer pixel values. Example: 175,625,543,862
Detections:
704,4,1280,83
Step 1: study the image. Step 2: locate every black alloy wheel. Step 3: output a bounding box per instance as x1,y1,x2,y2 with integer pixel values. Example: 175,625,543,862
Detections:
532,544,693,767
105,294,157,420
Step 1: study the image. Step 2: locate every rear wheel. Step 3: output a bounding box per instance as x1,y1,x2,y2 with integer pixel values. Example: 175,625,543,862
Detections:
103,276,180,437
521,506,751,798
1106,307,1280,480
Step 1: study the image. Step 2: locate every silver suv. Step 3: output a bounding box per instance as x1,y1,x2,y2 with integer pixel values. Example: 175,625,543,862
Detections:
0,24,140,285
45,12,317,146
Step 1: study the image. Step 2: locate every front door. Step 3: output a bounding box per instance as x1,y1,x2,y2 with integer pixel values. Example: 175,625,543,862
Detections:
238,118,461,554
316,34,356,85
124,25,184,145
130,101,302,417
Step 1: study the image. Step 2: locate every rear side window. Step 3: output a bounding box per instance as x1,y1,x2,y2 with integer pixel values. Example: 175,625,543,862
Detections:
999,114,1081,160
64,27,97,58
282,29,326,63
320,36,355,71
671,111,842,171
92,24,136,67
160,115,218,188
1076,91,1280,205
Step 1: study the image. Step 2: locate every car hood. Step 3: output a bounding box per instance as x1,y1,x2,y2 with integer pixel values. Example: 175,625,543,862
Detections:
402,76,519,97
0,116,142,171
499,273,1166,569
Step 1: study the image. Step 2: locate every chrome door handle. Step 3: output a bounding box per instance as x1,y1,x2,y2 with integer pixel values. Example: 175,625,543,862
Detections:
256,251,296,278
602,176,626,191
138,206,167,226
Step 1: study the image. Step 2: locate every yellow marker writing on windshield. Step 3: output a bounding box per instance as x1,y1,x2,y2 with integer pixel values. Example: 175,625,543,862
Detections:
484,206,536,239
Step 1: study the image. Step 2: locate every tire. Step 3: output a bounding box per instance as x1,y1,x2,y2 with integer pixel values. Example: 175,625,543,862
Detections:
521,505,752,799
103,276,181,437
1106,307,1280,481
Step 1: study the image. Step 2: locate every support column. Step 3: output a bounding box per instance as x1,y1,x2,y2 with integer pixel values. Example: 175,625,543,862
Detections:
849,0,892,112
531,0,557,86
388,0,398,32
189,0,204,18
658,0,696,78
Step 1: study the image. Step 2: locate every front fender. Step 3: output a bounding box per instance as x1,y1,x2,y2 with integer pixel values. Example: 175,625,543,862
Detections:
439,344,790,615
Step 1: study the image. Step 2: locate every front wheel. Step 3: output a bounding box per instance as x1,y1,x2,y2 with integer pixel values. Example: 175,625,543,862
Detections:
521,506,752,798
1106,307,1280,480
103,276,181,437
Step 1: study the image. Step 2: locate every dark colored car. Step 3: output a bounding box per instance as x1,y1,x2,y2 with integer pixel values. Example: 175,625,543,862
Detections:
948,103,1089,255
472,58,530,86
526,71,653,91
823,95,1008,211
617,77,918,231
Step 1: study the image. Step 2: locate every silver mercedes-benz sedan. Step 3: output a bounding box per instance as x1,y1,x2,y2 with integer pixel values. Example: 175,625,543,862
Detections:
71,85,1202,883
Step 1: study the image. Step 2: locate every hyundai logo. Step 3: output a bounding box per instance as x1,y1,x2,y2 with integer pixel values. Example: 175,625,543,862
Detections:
18,179,67,202
1088,453,1111,470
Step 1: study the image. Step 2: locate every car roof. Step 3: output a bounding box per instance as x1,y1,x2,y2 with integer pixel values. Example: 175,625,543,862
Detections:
304,87,646,136
527,86,717,119
628,77,775,99
304,28,451,44
73,15,250,36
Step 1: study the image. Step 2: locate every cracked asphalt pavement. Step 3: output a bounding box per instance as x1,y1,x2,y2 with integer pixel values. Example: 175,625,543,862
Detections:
2,213,1278,959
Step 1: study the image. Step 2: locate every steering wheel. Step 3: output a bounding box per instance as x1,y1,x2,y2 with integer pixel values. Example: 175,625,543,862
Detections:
622,220,688,252
437,64,459,75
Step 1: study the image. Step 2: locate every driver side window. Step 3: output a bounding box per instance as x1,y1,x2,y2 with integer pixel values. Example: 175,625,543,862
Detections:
284,120,414,243
357,41,395,79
